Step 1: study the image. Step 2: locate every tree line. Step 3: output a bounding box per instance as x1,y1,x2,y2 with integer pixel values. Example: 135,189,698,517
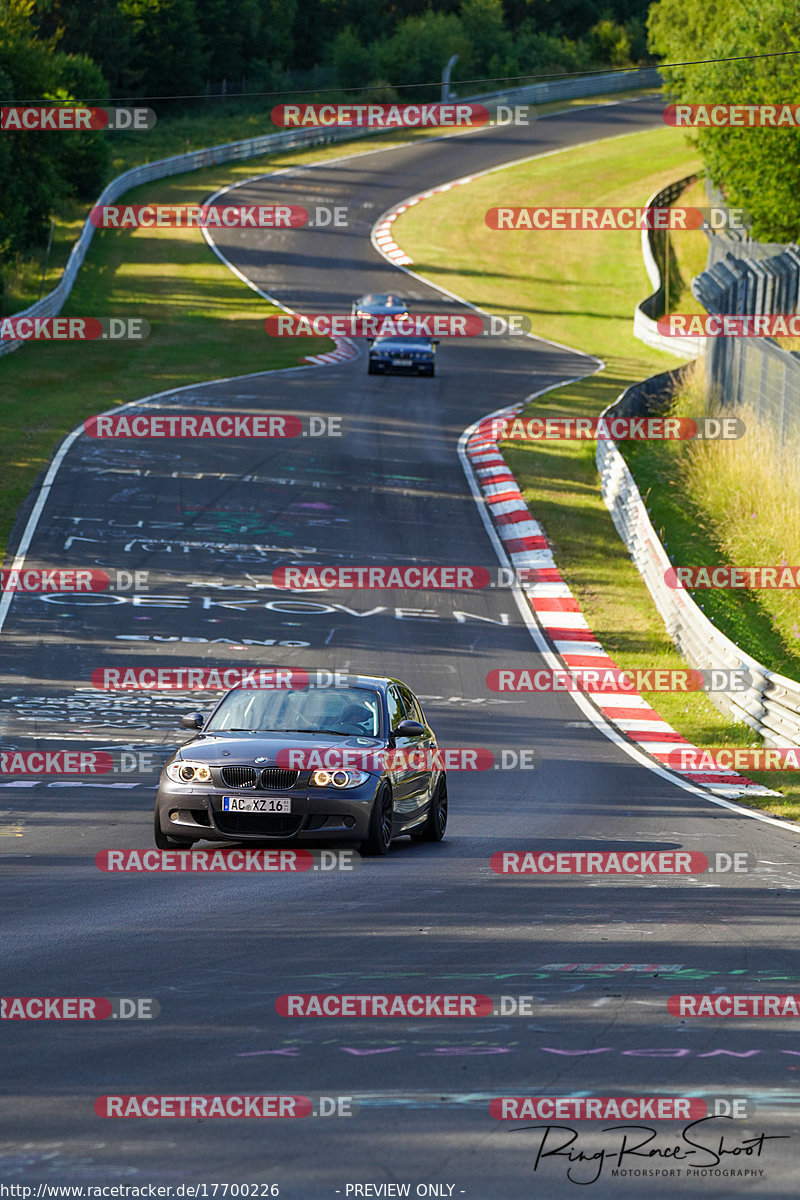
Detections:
31,0,651,99
648,0,800,242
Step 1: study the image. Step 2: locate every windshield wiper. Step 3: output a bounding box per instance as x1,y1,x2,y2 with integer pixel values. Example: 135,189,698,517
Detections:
281,727,371,737
279,727,341,736
208,727,374,736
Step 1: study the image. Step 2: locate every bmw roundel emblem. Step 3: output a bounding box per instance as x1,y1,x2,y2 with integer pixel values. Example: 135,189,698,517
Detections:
254,756,269,764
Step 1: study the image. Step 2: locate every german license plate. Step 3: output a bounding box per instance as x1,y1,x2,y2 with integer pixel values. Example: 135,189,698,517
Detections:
392,358,413,366
222,796,291,813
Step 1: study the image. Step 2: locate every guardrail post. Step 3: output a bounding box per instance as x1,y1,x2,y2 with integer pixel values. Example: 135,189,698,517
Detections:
442,55,459,102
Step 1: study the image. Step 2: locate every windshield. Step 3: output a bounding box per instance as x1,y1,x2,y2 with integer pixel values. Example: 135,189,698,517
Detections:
373,337,430,349
205,686,383,738
365,295,402,307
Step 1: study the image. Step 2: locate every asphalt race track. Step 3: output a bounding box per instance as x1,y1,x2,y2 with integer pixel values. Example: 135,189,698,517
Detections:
3,97,800,1197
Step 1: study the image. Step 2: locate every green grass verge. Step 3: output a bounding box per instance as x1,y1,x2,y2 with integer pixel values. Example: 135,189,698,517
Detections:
393,124,800,819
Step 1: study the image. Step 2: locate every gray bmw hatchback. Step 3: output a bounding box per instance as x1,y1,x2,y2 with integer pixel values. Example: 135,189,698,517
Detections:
153,674,447,856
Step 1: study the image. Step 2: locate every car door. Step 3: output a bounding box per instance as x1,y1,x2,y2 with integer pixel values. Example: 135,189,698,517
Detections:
396,684,435,819
385,684,419,823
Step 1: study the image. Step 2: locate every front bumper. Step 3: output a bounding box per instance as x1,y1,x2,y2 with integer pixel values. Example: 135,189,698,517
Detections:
369,358,434,374
154,776,380,842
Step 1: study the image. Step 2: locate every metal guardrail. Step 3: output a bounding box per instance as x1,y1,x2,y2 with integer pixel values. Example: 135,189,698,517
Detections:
693,245,800,314
463,65,661,109
596,372,800,747
704,228,791,268
633,174,704,358
1,67,661,357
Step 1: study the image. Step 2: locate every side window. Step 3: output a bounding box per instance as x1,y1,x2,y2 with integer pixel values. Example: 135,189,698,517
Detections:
398,686,423,725
387,686,405,730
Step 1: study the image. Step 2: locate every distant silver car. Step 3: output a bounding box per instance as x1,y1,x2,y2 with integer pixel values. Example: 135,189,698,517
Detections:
351,293,409,321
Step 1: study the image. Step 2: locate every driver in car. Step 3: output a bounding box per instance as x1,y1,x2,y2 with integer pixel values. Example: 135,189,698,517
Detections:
331,699,377,736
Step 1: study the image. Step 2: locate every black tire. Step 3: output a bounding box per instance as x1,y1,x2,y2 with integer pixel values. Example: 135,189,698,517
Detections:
360,784,394,856
154,803,196,849
368,363,378,375
411,775,447,842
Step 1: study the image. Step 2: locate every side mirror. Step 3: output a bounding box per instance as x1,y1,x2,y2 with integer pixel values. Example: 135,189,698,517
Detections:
393,718,425,737
181,712,204,730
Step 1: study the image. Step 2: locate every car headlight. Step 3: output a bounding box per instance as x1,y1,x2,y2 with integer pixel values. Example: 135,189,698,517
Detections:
310,769,370,789
166,760,212,784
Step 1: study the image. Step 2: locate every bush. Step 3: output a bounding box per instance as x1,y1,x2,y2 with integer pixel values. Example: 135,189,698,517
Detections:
648,0,800,241
459,0,515,77
516,25,593,77
330,26,372,92
49,54,111,198
374,10,468,99
587,19,633,68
